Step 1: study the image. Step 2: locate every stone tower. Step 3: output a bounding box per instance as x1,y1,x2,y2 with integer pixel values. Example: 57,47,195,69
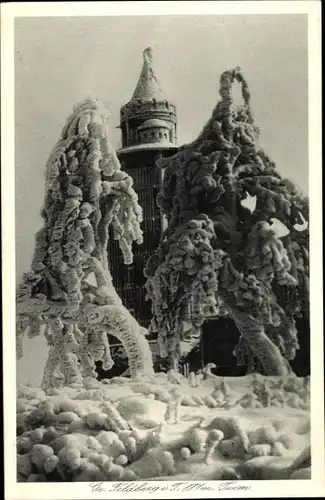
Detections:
107,47,178,328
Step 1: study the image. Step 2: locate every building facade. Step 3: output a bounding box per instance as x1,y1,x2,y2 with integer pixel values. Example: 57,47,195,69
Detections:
107,47,178,329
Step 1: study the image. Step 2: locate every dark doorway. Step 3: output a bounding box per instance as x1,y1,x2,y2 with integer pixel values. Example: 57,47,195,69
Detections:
201,317,247,376
181,316,310,377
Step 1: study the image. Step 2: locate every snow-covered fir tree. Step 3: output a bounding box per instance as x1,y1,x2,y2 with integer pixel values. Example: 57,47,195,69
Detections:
145,67,309,375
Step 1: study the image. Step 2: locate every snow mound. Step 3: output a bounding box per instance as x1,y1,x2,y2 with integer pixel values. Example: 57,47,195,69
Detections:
16,374,310,482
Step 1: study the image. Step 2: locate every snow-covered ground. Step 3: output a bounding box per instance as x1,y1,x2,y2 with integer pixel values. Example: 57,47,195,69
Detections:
16,373,310,482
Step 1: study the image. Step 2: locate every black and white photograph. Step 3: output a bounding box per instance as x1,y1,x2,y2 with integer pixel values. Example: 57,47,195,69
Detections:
2,1,324,498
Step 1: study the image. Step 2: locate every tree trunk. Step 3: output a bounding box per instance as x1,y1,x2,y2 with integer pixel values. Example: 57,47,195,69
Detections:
219,291,291,376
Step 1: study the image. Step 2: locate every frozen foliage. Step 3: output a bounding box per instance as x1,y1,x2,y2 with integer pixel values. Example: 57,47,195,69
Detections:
16,99,154,388
145,67,309,374
16,374,310,482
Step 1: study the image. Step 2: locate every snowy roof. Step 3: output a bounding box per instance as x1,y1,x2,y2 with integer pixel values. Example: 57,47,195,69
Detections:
130,47,168,103
138,119,171,130
118,142,178,154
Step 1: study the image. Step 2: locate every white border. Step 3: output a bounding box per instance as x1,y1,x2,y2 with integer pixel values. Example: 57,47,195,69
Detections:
2,2,324,499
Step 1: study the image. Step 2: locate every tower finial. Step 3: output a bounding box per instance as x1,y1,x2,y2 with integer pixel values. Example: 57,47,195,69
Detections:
143,47,153,64
130,47,165,102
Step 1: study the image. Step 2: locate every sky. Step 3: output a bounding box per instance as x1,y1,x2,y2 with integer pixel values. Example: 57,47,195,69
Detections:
15,14,308,385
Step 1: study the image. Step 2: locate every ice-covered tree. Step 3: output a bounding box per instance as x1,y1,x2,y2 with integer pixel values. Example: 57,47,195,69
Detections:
16,99,154,390
145,67,309,375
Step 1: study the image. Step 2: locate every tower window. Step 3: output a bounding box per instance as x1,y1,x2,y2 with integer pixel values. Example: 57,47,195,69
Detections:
164,133,168,139
159,131,163,138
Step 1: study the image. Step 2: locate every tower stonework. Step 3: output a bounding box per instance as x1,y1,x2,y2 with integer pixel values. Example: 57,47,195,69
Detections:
107,48,178,328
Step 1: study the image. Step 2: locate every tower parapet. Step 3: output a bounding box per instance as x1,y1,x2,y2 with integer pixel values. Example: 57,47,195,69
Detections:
119,47,178,152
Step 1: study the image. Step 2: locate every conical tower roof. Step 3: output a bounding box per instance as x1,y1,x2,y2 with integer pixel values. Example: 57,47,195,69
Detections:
119,47,178,153
130,47,167,103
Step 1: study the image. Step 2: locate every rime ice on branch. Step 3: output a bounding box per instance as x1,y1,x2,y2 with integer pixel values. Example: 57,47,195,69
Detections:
16,99,154,389
145,67,309,375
